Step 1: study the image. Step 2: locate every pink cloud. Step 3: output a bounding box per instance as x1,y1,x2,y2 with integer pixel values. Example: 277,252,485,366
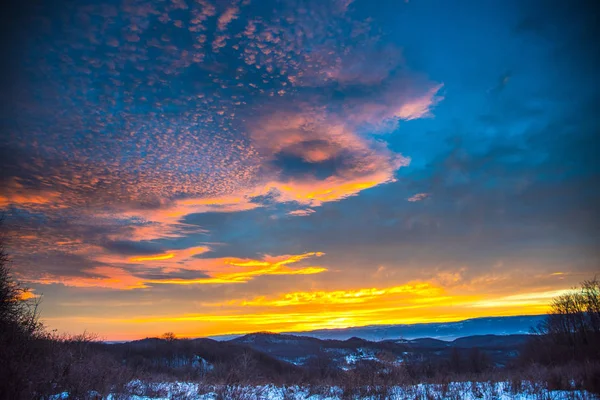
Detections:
288,209,315,217
344,82,444,129
217,6,239,31
108,194,260,241
246,111,409,204
393,84,445,121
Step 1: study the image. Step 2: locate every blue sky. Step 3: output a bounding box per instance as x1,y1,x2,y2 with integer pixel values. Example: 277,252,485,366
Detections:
0,0,598,339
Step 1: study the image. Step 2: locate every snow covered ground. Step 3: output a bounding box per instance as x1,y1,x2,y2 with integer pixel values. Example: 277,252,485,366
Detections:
50,380,598,399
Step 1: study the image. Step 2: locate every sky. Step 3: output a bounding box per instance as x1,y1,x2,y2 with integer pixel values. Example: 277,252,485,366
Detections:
0,0,599,340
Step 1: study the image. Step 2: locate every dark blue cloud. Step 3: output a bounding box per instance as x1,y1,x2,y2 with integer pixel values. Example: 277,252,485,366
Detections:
100,240,165,256
271,146,352,181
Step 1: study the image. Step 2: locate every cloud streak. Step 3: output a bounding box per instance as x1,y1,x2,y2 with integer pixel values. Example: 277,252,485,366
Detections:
23,250,327,289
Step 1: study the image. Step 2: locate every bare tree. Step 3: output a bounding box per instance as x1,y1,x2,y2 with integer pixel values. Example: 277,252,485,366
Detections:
0,219,44,398
531,277,600,363
161,331,177,342
0,233,42,337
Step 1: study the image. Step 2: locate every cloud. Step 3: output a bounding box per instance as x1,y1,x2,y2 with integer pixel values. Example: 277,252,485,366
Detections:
34,266,148,290
1,0,597,340
392,85,444,121
246,108,414,205
106,195,261,241
344,83,444,129
129,253,176,262
407,193,430,202
1,0,441,224
148,251,327,285
40,273,576,339
288,209,315,217
1,0,444,327
19,289,38,301
23,250,327,289
0,178,62,209
95,246,210,266
217,6,239,31
468,289,574,309
256,171,404,206
220,282,445,307
100,240,165,256
137,269,211,282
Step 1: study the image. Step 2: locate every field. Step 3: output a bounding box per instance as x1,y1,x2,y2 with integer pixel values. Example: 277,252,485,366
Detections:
50,380,598,400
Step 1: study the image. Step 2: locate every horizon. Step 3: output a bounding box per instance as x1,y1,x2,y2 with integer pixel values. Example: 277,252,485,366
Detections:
106,314,547,343
1,0,599,342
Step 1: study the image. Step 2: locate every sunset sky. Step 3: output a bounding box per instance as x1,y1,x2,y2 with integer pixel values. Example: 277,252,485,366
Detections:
1,0,598,340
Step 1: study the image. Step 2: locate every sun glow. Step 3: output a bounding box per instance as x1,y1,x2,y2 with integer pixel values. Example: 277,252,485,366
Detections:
36,277,569,340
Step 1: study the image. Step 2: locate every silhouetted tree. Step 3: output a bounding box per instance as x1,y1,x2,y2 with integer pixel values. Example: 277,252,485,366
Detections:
161,331,177,342
524,278,600,365
0,220,44,398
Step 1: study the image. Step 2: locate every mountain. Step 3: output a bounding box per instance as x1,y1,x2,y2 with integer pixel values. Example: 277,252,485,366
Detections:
227,332,532,368
229,332,405,366
211,315,545,342
450,334,532,349
104,316,543,373
105,328,537,374
284,315,545,341
106,336,301,379
219,316,544,369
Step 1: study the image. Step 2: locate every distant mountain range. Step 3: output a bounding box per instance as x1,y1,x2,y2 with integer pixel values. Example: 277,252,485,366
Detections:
211,315,546,342
229,332,533,367
104,315,547,372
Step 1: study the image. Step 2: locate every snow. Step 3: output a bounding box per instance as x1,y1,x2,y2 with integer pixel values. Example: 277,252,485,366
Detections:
343,348,379,366
49,380,598,400
283,355,311,365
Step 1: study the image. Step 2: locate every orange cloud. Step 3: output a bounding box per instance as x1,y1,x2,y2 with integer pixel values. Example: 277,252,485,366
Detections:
223,282,445,307
129,253,175,262
19,289,38,301
132,286,554,336
257,171,405,206
148,252,327,285
96,246,210,266
38,275,574,340
148,266,327,286
0,179,62,209
27,251,326,290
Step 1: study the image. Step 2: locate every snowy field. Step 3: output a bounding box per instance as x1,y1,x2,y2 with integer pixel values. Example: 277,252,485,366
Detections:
51,380,599,399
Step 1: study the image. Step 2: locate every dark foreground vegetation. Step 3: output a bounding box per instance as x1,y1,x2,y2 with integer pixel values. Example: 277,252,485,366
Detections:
1,234,599,399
